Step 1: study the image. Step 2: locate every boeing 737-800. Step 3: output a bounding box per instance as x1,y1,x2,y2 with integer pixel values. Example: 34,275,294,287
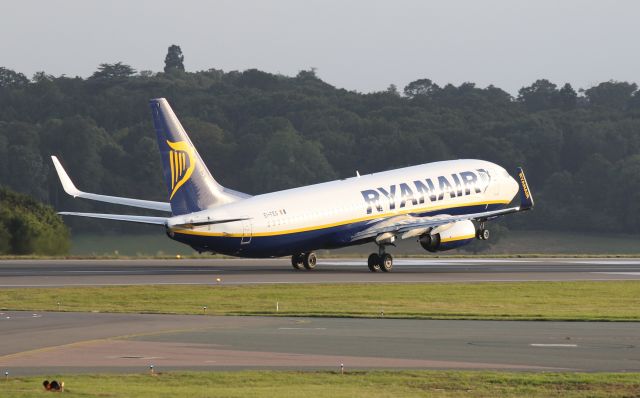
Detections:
52,98,533,272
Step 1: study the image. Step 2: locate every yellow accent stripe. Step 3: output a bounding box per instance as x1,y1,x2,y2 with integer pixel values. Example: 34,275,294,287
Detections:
170,200,510,238
441,234,476,243
169,151,176,189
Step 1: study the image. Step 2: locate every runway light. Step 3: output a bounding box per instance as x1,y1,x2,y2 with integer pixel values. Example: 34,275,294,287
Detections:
203,306,207,314
149,365,154,375
276,301,279,312
176,254,182,259
57,302,61,311
380,309,384,317
340,363,344,375
216,278,221,284
5,371,8,380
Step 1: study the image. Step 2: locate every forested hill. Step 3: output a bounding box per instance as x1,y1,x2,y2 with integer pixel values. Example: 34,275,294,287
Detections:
0,64,639,234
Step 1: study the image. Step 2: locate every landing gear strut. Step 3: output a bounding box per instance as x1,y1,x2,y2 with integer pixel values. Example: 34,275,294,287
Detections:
291,253,303,270
476,222,490,240
368,245,393,272
291,252,317,270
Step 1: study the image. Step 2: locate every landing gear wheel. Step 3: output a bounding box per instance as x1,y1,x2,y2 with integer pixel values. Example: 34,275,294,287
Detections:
303,252,317,270
291,254,304,270
477,229,490,240
380,253,393,272
368,253,381,272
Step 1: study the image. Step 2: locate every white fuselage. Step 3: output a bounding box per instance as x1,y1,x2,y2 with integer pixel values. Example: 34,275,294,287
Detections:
166,159,519,257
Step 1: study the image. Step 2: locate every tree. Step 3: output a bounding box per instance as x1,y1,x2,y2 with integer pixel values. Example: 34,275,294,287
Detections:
89,62,136,81
248,126,336,193
386,84,400,96
0,187,70,255
517,79,558,112
585,81,637,110
32,71,54,83
403,78,439,98
0,67,29,87
558,83,577,110
164,44,185,73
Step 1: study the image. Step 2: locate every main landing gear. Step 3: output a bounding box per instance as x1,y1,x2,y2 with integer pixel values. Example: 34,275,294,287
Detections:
367,246,393,272
291,252,317,270
476,222,490,240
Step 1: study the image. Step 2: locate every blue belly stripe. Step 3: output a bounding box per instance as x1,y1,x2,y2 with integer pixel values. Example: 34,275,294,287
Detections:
170,202,503,258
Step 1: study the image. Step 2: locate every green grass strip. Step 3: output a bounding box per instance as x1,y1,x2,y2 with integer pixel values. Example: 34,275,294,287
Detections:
2,281,640,321
3,370,640,397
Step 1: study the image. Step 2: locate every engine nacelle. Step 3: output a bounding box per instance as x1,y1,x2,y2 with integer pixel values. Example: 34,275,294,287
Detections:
419,220,476,252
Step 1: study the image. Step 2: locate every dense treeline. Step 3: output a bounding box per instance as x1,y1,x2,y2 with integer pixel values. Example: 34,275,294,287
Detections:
0,59,639,234
0,187,69,254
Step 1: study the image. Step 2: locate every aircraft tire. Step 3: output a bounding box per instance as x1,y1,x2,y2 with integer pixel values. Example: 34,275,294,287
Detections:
368,253,381,272
481,229,490,240
380,253,393,272
291,254,304,270
303,252,317,270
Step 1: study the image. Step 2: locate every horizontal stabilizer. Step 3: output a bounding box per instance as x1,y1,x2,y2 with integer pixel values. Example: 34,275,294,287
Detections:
58,212,168,225
51,156,171,212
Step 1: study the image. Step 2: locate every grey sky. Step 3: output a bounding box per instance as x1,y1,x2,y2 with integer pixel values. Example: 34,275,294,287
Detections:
2,0,639,95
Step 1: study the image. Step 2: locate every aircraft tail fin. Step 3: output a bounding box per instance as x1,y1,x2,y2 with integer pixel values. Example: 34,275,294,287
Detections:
149,98,247,215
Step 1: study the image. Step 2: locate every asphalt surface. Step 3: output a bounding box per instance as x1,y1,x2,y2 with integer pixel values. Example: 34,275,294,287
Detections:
1,258,640,286
1,311,638,375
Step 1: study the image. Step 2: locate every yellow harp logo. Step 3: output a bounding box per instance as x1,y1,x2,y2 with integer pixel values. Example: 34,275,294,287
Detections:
167,140,196,199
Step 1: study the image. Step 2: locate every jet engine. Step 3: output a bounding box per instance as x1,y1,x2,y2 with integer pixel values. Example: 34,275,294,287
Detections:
419,220,476,252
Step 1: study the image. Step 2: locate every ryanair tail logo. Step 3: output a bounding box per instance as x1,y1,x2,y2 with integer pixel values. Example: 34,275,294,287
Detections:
167,140,196,199
518,171,530,199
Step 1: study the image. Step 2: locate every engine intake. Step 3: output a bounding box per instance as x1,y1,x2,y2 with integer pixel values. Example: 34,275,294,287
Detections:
419,233,441,252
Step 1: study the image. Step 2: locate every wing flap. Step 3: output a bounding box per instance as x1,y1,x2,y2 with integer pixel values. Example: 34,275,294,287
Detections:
51,156,172,212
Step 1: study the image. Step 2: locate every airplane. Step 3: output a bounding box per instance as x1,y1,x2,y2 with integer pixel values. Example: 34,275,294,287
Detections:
52,98,534,272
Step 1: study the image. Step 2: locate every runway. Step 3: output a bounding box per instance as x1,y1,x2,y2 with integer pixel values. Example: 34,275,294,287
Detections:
1,311,638,374
1,258,640,287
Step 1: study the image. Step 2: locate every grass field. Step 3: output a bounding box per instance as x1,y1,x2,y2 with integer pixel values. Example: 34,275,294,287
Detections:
70,230,640,256
2,281,639,321
3,370,640,397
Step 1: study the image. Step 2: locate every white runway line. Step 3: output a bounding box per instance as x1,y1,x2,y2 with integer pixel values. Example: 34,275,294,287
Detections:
278,327,327,330
319,259,539,266
530,344,578,348
592,272,640,276
569,260,640,265
66,270,224,273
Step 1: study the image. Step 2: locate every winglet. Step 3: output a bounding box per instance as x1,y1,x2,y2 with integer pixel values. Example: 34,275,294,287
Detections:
50,155,172,212
51,156,81,197
516,167,534,210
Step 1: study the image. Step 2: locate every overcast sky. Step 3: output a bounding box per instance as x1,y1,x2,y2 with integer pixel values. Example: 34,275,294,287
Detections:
2,0,639,95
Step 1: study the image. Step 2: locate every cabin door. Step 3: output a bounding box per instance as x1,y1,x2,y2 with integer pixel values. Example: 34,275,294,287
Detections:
241,219,252,245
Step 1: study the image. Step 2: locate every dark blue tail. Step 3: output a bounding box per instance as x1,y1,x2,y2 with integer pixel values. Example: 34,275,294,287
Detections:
150,98,239,215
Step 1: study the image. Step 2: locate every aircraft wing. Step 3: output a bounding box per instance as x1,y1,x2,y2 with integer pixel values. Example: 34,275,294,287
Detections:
58,212,168,225
51,156,172,212
351,167,534,242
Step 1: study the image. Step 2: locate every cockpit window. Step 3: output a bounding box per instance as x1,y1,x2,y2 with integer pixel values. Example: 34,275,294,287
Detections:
476,168,491,193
